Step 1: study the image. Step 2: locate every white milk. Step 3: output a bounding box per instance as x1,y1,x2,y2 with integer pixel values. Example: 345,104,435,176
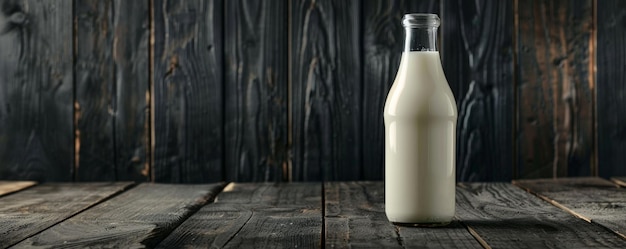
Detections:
383,51,457,225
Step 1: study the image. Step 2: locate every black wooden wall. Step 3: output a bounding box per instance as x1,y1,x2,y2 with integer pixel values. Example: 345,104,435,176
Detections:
0,0,624,182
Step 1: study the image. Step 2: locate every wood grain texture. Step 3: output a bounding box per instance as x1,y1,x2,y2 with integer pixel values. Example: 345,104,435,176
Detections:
442,0,514,181
0,181,36,196
325,182,481,248
291,0,361,181
157,182,322,248
14,183,225,248
516,0,594,178
224,0,288,182
0,182,132,248
611,177,626,187
513,177,626,239
362,0,439,180
113,0,151,181
153,0,223,182
0,0,73,181
75,0,150,182
457,182,626,248
75,0,115,181
597,0,626,178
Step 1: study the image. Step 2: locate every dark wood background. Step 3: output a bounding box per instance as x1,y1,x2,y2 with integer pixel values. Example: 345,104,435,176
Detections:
0,0,623,183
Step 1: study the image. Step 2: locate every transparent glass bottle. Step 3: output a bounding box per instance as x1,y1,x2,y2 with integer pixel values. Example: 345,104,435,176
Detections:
383,14,457,226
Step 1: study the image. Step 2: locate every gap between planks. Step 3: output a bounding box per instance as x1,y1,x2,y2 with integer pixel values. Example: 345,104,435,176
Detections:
12,182,229,248
149,182,230,246
3,182,136,248
321,181,326,248
157,182,323,248
611,177,626,187
512,181,593,223
513,178,626,240
463,224,492,249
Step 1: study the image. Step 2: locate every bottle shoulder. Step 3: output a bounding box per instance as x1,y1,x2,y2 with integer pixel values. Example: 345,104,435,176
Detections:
384,51,457,118
383,80,457,118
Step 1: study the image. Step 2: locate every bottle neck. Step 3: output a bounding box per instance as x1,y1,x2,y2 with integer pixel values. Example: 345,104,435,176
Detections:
404,27,438,52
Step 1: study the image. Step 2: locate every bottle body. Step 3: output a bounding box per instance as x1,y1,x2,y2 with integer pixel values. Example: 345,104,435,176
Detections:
384,51,457,225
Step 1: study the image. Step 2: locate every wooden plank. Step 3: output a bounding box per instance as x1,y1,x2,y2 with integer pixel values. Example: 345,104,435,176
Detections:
362,0,439,180
14,183,225,248
75,0,115,181
113,0,151,181
597,1,626,178
75,0,150,181
513,177,626,239
0,182,133,248
291,0,361,181
157,183,322,248
224,0,288,182
516,0,594,178
0,0,73,181
457,182,626,248
0,181,36,197
153,0,224,182
611,177,626,187
442,0,514,181
325,182,481,248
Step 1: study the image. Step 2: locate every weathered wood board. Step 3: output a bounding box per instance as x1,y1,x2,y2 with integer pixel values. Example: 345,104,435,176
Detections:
0,0,73,181
291,0,362,181
457,182,626,248
442,0,514,181
325,182,482,248
14,183,224,248
153,0,224,182
112,0,151,181
224,0,288,182
516,0,595,178
75,0,150,182
157,183,322,248
75,0,116,181
597,1,626,178
0,182,133,248
514,177,626,239
0,181,36,197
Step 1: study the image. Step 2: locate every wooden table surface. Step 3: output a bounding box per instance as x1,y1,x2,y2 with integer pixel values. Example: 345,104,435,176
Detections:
1,177,625,248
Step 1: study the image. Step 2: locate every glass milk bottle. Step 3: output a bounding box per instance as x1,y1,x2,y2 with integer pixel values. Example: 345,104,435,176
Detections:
383,14,457,226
